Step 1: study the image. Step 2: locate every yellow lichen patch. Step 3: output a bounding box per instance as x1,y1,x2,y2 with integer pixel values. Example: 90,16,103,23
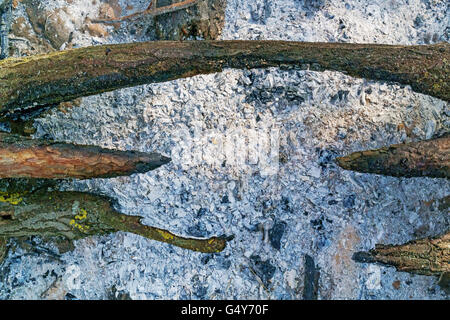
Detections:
69,219,90,232
158,229,174,241
70,208,90,233
0,191,24,205
75,208,88,220
433,83,441,91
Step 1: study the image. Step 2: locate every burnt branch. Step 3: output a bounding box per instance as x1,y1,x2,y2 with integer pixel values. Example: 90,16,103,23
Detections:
336,135,450,179
0,190,228,257
0,133,171,179
0,41,448,115
353,231,450,277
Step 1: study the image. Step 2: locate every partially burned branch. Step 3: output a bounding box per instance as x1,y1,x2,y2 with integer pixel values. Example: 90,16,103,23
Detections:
336,135,450,179
0,41,448,114
0,190,228,256
0,132,171,179
353,231,450,277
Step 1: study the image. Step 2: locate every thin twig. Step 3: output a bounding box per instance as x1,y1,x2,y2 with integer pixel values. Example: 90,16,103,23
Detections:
92,0,199,24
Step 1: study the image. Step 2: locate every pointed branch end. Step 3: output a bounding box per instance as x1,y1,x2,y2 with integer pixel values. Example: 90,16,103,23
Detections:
335,155,354,170
352,251,377,264
134,153,171,174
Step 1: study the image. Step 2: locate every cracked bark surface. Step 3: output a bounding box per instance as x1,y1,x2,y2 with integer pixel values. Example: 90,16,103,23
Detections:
0,132,171,179
353,231,450,277
336,135,450,179
0,41,448,115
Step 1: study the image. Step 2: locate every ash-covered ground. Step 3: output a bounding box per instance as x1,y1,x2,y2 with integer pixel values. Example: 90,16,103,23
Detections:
0,0,449,299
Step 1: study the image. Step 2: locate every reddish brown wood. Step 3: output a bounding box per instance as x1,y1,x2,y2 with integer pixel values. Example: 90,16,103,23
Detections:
0,133,170,179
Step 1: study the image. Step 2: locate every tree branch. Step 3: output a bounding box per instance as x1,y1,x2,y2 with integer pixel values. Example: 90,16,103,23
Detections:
0,41,448,114
353,231,450,277
0,132,171,179
0,190,228,256
336,135,450,179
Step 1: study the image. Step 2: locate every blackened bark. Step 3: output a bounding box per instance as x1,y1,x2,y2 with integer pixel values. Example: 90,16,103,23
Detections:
336,135,450,179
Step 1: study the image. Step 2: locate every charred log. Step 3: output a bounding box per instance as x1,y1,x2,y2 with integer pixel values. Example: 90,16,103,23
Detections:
0,41,448,115
336,135,450,179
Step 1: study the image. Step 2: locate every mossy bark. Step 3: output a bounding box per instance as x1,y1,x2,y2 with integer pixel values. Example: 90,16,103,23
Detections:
353,231,450,277
0,132,171,179
0,41,448,114
0,190,227,257
336,135,450,179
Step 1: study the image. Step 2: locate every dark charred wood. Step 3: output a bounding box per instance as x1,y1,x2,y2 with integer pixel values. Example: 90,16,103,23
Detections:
336,135,450,179
303,254,320,300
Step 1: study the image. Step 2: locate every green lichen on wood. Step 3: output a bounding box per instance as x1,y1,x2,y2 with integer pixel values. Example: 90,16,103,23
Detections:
0,190,228,257
0,41,448,114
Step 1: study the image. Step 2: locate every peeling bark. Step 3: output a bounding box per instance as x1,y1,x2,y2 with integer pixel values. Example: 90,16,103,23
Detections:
0,132,171,179
0,41,448,114
353,231,450,276
0,190,228,257
336,135,450,179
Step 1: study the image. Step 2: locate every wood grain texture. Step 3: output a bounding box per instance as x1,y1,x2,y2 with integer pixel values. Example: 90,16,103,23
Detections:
0,133,171,179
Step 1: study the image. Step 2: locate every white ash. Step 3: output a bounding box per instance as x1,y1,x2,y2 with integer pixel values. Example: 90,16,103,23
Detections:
1,0,449,300
223,0,449,44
